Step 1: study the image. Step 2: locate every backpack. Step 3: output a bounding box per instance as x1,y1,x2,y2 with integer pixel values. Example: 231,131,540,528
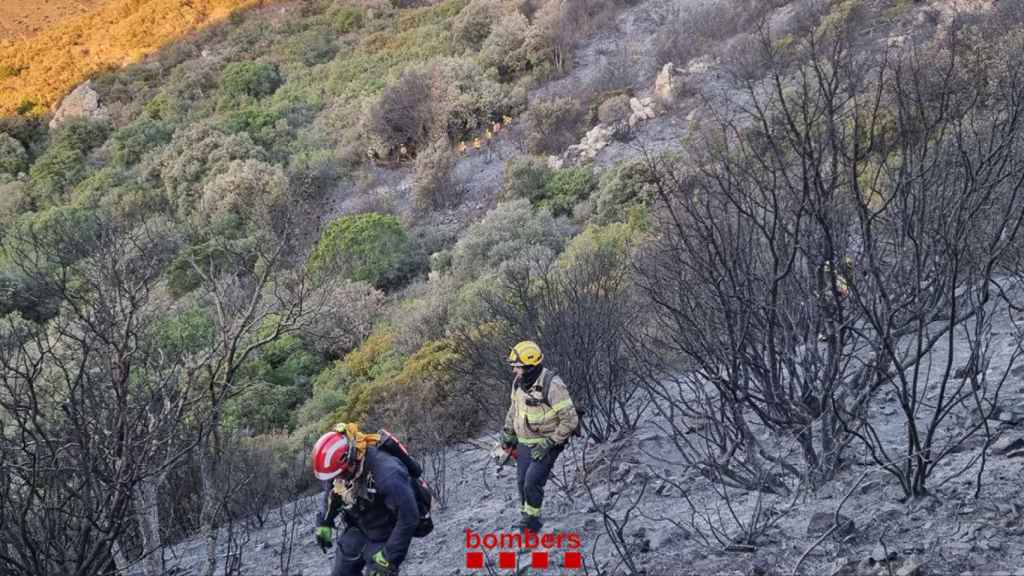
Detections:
376,430,434,538
536,370,585,439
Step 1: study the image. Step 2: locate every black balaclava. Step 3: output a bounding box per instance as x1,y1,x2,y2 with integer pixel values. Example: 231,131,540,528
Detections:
520,363,544,389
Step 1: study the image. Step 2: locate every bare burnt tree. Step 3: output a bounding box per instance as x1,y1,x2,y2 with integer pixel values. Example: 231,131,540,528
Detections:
188,221,328,576
0,210,196,576
532,230,651,442
634,5,1024,497
833,26,1024,497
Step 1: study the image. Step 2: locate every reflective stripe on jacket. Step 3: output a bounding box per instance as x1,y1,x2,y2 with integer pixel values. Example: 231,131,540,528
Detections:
503,368,578,446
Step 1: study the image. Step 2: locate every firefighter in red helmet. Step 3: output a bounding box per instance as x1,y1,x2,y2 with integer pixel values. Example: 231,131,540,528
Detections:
312,424,430,576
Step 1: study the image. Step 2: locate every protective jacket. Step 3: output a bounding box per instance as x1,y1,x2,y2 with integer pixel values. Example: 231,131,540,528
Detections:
318,447,420,567
503,367,578,446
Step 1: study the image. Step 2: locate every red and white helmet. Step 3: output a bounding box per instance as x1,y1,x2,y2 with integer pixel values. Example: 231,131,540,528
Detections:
312,431,353,481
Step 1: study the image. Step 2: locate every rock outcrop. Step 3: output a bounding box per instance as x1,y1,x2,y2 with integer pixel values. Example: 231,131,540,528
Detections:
49,81,109,130
565,124,615,161
654,62,680,106
628,96,656,127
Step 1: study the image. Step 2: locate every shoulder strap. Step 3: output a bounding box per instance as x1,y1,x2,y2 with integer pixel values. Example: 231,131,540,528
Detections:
541,369,555,406
376,429,423,478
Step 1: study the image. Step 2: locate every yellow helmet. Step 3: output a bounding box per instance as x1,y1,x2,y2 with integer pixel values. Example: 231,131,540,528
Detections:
508,340,543,367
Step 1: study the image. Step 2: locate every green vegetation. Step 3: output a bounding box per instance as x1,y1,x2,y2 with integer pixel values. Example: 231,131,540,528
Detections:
28,119,110,208
218,61,282,108
592,160,656,224
110,117,173,167
0,133,29,175
504,157,596,217
0,0,653,547
310,213,421,291
0,0,589,459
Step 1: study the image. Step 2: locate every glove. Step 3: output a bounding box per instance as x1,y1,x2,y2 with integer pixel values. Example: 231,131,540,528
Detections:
500,430,518,449
368,549,398,576
531,438,554,461
315,526,333,553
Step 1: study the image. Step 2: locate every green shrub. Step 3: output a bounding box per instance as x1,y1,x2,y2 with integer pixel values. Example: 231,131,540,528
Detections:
276,27,338,67
593,159,656,224
0,116,47,158
329,329,404,424
479,12,530,80
222,104,283,140
0,268,59,323
71,166,161,220
110,117,173,167
0,133,29,175
225,334,326,433
0,178,30,230
218,61,282,108
451,0,506,51
163,58,220,108
287,147,340,201
143,93,185,122
557,220,640,272
156,123,266,223
2,207,108,319
524,96,588,155
342,330,400,381
323,0,456,102
198,159,290,228
543,166,596,217
151,305,215,357
503,155,552,203
430,249,452,273
224,378,309,433
504,159,595,217
309,212,422,291
450,199,573,280
295,366,349,433
166,235,259,297
16,100,38,116
29,143,87,207
523,0,563,71
28,119,111,207
328,6,366,34
221,89,320,155
311,359,352,399
407,218,461,267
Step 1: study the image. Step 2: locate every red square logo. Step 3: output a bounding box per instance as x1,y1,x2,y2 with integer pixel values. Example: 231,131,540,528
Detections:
466,552,483,569
564,551,582,569
532,552,549,569
499,551,516,569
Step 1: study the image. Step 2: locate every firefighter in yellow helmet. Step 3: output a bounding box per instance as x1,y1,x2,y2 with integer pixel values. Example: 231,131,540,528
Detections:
501,340,579,533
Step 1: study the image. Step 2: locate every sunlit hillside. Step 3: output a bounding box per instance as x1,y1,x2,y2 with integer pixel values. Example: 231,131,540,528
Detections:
0,0,266,116
0,0,107,41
